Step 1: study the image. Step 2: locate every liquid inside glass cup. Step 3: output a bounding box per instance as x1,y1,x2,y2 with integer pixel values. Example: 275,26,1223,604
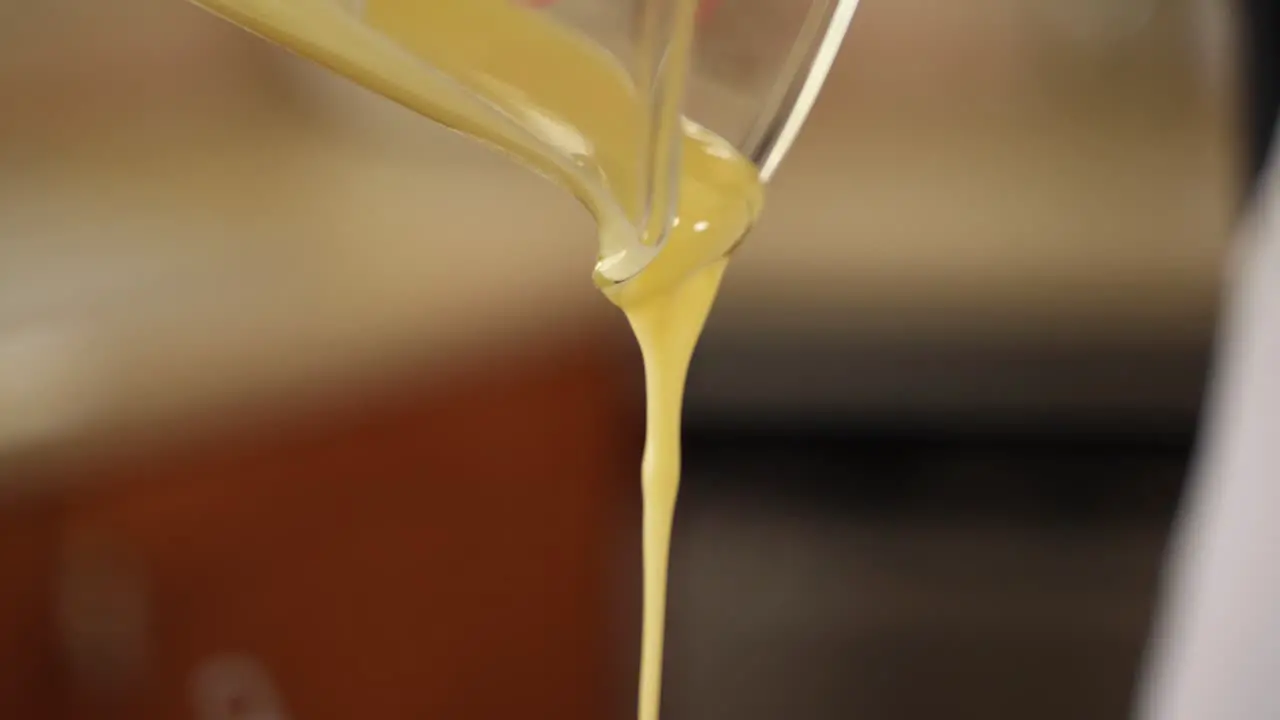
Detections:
184,0,858,281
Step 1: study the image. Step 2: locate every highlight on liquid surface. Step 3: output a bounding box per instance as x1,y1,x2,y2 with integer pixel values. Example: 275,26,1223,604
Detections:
185,1,763,718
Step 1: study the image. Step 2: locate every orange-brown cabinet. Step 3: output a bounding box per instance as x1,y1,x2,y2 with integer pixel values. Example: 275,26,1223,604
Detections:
0,339,636,720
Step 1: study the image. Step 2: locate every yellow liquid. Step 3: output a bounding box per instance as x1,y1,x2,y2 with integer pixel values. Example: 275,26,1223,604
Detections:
187,1,763,718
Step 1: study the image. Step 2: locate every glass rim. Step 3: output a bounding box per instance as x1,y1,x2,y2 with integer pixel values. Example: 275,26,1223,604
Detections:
746,0,860,182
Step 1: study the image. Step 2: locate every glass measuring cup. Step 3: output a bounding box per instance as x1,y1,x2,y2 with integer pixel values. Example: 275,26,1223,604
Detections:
184,0,859,279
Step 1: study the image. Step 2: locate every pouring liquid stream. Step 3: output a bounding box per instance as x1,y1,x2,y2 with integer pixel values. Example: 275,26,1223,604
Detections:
186,1,764,718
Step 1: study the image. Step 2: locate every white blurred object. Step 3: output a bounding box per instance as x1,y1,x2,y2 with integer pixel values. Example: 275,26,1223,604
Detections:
1138,127,1280,720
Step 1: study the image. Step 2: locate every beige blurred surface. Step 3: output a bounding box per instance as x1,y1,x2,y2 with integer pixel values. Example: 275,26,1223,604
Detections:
0,0,618,461
0,0,1239,457
719,0,1238,342
0,120,610,452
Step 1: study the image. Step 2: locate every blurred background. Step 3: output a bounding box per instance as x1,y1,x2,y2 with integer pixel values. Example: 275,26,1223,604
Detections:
0,0,1242,718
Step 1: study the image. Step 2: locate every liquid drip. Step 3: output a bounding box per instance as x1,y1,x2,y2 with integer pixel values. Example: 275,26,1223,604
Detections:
186,1,763,717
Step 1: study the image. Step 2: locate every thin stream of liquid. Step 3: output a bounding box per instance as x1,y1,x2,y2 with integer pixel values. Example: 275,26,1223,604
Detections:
604,124,761,719
185,1,764,717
